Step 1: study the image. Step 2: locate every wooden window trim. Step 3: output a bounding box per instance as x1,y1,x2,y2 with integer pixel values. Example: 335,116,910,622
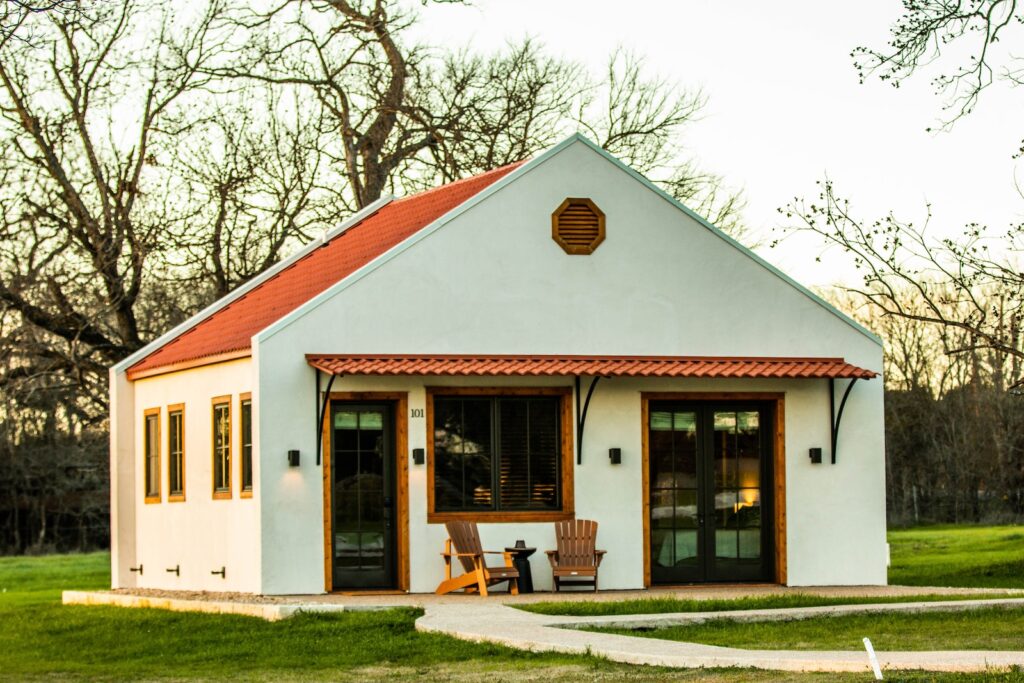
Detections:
425,386,575,524
143,407,161,504
239,393,253,499
640,391,787,587
322,391,410,593
212,395,232,500
167,403,186,502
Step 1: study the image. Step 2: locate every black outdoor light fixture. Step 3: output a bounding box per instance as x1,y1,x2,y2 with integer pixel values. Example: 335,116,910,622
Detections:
412,448,425,465
609,447,622,465
809,447,823,464
287,449,301,467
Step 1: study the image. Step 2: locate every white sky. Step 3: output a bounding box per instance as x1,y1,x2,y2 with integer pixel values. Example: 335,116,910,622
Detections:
410,0,1024,287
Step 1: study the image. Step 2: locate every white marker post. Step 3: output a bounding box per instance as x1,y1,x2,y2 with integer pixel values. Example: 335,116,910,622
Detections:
863,637,883,680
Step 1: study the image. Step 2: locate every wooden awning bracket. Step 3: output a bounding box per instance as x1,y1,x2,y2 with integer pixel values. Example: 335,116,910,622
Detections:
829,377,859,464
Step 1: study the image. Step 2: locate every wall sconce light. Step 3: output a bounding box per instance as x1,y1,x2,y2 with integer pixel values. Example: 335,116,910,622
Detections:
412,448,425,465
287,450,301,467
808,447,822,464
609,448,622,465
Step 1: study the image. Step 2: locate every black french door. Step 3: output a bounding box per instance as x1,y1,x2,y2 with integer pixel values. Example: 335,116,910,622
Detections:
330,403,396,589
648,402,773,584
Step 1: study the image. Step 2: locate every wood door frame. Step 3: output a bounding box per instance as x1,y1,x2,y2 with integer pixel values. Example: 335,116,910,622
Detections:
641,392,786,587
322,391,410,593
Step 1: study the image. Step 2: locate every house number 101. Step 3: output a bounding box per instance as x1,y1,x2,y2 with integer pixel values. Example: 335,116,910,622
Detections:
410,408,424,418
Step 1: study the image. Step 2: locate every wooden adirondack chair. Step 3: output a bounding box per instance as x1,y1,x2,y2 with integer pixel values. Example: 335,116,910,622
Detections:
546,519,606,591
435,521,520,596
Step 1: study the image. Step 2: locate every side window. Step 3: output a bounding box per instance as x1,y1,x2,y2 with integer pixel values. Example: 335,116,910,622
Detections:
168,405,185,501
144,408,161,503
240,396,253,495
212,398,231,498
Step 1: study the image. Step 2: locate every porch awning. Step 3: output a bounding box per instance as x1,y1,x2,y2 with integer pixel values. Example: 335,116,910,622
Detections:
305,354,877,379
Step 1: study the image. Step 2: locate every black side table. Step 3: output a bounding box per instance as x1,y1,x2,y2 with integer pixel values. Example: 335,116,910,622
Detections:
504,546,536,593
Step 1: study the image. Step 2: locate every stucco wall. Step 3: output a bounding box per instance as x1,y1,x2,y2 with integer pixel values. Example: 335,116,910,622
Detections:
129,359,260,592
253,139,886,594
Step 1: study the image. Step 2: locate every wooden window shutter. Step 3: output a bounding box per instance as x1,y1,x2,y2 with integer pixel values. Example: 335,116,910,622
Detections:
552,198,605,255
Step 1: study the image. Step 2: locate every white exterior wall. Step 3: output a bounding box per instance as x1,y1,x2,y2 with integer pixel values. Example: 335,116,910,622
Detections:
109,368,136,588
128,358,260,592
253,139,886,594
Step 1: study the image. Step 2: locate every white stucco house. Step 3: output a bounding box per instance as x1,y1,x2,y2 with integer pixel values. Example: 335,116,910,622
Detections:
109,135,885,595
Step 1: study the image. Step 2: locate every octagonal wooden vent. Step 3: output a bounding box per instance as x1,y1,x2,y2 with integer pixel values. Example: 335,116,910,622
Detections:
552,198,605,255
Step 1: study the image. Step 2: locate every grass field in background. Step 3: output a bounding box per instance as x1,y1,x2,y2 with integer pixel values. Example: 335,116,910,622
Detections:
888,525,1024,588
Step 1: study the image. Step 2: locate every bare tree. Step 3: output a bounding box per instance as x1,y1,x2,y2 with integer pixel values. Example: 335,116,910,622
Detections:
780,182,1024,383
0,0,79,47
214,1,745,232
170,86,338,297
853,0,1024,130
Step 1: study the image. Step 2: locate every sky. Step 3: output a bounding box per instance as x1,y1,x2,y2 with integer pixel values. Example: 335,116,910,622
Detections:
409,1,1024,287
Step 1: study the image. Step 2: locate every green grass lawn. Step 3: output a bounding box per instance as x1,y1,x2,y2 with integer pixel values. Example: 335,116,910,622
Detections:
595,606,1024,651
888,525,1024,588
0,552,604,681
2,547,1024,681
519,592,1022,618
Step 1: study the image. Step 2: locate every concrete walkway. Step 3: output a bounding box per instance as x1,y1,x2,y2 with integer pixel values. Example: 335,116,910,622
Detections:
64,588,1024,673
416,597,1024,673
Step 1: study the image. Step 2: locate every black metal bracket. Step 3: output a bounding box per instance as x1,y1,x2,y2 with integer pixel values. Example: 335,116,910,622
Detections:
129,564,143,575
829,377,859,464
574,376,601,465
315,368,337,466
166,565,180,577
211,566,226,579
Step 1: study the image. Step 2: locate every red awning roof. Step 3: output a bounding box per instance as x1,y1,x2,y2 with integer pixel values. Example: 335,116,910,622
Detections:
305,355,877,379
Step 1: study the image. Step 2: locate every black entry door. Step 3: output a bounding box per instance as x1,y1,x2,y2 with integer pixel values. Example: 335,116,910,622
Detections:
331,403,396,589
649,402,773,584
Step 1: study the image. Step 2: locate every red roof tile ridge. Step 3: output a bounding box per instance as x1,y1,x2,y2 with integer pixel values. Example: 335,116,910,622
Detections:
389,161,526,205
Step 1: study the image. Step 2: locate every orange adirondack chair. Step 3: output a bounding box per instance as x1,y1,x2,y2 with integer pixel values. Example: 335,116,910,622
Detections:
435,521,520,596
546,519,606,591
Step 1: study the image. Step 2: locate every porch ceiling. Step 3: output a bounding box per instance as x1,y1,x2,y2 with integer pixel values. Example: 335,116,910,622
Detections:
305,354,877,379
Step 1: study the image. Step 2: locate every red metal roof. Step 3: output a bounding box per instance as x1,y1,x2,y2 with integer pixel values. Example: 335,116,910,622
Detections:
305,355,878,379
127,163,524,379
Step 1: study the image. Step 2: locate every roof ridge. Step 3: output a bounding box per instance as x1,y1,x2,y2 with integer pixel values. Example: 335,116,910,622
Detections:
390,161,527,205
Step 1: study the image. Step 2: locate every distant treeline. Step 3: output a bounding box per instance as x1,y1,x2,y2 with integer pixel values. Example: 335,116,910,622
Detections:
0,432,108,554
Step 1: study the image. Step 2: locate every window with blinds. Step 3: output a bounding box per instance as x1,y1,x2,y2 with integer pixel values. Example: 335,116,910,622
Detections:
433,396,561,512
